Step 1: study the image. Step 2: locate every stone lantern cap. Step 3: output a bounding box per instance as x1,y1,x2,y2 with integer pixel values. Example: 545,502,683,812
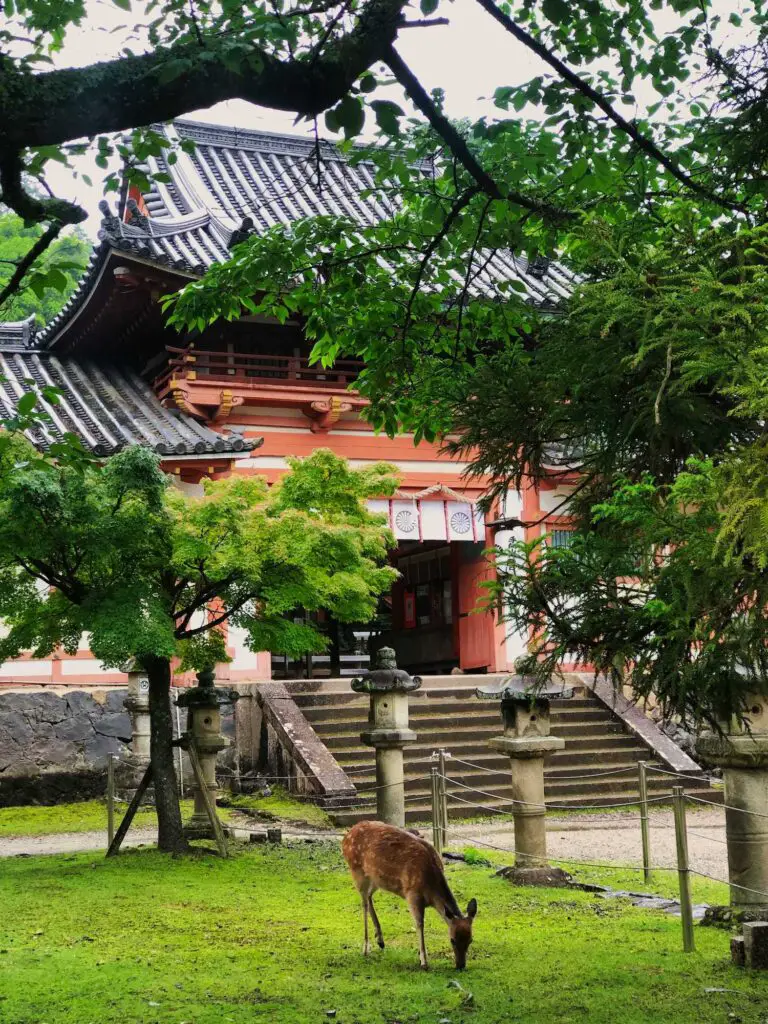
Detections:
352,647,422,695
476,675,574,707
175,666,240,708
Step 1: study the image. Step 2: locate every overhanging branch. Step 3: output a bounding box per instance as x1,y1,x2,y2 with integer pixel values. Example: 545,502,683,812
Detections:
1,0,408,151
474,0,746,215
385,45,573,221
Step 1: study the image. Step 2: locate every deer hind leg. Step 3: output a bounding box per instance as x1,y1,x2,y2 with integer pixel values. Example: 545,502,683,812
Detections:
407,895,428,970
368,893,385,949
360,890,371,956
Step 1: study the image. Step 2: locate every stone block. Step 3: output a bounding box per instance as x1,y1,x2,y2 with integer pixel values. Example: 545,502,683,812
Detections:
84,731,121,763
105,689,128,713
93,713,131,740
731,936,746,967
743,922,768,969
54,717,92,743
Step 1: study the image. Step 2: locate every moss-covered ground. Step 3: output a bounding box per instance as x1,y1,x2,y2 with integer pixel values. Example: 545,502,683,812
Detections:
0,799,231,837
0,842,766,1024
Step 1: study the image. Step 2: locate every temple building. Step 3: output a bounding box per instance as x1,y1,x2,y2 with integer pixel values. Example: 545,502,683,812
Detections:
0,120,576,687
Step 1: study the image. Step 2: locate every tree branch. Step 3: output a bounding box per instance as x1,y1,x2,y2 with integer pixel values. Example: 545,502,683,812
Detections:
384,45,572,221
474,0,746,215
0,0,408,151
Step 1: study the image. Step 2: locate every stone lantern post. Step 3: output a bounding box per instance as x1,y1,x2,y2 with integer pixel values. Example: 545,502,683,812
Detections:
116,658,152,800
176,667,239,839
352,647,421,827
478,675,573,885
697,696,768,914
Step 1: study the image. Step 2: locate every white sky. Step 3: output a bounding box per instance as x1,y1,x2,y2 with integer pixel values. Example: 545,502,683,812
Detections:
39,0,552,234
37,0,744,236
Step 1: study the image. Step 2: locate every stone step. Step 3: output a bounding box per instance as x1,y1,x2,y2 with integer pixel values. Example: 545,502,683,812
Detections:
331,734,653,762
348,769,697,803
319,720,627,747
329,783,720,826
295,693,603,712
299,703,615,726
336,744,654,770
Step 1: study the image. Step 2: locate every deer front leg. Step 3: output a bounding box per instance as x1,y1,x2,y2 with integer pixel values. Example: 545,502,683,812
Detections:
368,894,385,949
360,892,371,956
407,896,428,970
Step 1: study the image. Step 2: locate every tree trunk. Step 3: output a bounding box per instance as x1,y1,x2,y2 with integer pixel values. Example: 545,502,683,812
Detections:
143,655,189,854
329,617,341,678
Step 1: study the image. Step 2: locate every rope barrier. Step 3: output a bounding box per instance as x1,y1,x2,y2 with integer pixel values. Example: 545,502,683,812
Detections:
646,765,713,784
688,794,768,819
441,772,670,812
448,755,642,781
443,828,676,872
689,869,768,902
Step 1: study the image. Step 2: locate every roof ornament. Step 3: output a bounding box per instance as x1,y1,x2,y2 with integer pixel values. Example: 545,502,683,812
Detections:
97,200,123,242
528,255,551,279
125,197,151,232
229,216,255,248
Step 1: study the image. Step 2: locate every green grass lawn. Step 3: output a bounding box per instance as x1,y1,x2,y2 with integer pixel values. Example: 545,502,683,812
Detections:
225,786,333,829
0,843,766,1024
0,800,228,838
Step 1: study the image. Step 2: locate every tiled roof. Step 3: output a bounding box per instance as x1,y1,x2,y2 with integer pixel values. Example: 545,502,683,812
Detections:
25,120,575,352
0,350,258,457
0,314,38,349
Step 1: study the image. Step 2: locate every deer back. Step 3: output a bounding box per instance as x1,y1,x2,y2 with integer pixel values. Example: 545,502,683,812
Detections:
342,821,460,914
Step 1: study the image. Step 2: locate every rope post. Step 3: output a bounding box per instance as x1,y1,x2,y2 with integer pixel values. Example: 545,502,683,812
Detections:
438,748,449,847
430,766,441,850
673,785,695,953
106,752,115,848
638,761,652,883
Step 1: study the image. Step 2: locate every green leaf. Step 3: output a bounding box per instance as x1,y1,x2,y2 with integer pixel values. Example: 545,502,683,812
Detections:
16,392,37,416
111,0,131,8
335,95,365,140
371,100,404,136
420,0,439,13
359,73,377,94
542,0,570,23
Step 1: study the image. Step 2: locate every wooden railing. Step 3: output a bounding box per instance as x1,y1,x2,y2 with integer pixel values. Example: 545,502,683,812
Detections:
154,345,362,391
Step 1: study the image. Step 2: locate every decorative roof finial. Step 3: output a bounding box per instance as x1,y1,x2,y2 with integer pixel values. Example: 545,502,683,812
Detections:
229,216,255,248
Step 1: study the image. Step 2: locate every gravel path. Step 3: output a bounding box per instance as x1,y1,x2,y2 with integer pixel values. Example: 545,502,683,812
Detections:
0,807,729,880
446,807,728,879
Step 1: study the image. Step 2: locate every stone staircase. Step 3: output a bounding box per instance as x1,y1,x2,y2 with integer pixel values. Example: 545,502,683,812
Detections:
291,679,717,826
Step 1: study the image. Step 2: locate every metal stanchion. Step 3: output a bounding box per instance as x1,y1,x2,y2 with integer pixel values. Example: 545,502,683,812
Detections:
673,785,695,952
638,761,652,883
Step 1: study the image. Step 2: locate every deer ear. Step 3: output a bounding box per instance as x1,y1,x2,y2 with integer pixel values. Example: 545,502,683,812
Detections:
466,899,478,919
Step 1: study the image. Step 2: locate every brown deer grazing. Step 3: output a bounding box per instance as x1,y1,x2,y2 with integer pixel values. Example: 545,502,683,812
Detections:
342,820,477,970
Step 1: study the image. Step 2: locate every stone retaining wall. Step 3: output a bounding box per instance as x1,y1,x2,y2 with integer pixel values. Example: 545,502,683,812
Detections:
0,689,131,806
0,686,237,807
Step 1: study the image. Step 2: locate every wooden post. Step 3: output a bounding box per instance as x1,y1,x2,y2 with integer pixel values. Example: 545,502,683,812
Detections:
106,763,153,858
187,738,229,858
107,752,116,848
638,761,651,883
673,785,695,953
438,748,449,847
430,767,441,850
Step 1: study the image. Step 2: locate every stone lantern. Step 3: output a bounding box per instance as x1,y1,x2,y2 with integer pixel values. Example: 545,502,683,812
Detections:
176,666,239,839
352,647,422,827
478,675,573,885
697,695,768,914
117,658,152,800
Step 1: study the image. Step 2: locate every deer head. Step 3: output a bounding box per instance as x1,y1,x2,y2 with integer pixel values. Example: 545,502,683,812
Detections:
447,898,477,969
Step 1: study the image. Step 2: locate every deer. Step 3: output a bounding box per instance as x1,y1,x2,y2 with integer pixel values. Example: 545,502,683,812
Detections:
342,820,477,970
